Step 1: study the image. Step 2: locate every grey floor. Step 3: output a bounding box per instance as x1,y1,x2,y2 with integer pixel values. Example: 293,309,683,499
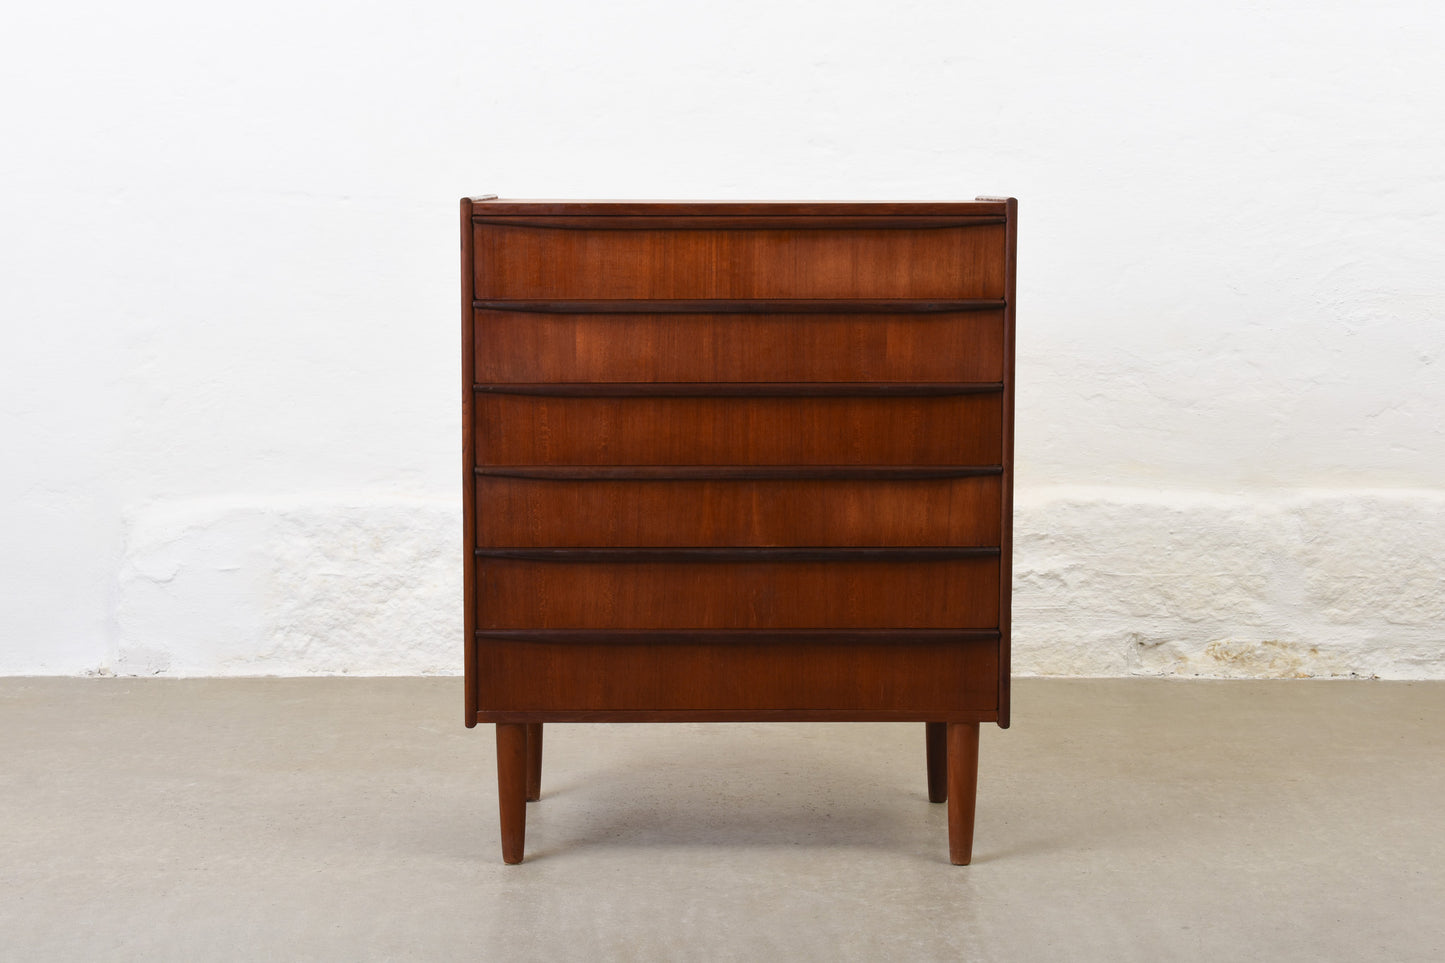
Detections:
1,679,1442,962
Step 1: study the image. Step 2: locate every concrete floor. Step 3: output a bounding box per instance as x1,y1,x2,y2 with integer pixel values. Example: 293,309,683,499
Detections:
1,679,1442,962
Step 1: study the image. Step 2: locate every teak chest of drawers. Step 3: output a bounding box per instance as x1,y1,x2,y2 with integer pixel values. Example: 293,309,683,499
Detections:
462,197,1017,864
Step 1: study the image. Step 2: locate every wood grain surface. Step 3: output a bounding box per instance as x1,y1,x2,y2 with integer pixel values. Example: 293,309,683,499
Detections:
475,474,1002,547
475,557,1000,629
473,223,1006,299
475,638,999,712
474,308,1004,383
474,393,1002,465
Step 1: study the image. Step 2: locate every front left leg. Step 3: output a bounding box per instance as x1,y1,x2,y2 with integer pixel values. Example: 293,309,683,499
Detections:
496,723,528,864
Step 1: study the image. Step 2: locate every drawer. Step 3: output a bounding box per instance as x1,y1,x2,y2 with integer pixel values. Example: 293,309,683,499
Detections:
474,307,1005,384
474,392,1003,466
472,221,1006,299
475,636,1000,712
476,473,1002,547
475,554,1000,629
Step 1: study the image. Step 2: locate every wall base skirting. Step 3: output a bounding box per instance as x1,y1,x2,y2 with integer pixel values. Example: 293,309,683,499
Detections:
28,486,1437,679
1013,487,1445,679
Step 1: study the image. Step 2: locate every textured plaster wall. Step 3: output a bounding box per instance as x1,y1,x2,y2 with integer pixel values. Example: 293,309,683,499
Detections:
2,1,1442,677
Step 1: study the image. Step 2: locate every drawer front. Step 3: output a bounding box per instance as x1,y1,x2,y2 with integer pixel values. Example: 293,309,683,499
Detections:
476,557,1000,629
473,223,1006,299
474,393,1003,466
475,638,999,712
476,474,1002,547
475,309,1005,384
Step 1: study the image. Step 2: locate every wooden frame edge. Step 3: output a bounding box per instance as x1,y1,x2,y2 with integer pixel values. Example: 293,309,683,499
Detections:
475,709,1002,724
473,298,1007,314
472,214,1007,230
998,197,1018,729
461,197,478,728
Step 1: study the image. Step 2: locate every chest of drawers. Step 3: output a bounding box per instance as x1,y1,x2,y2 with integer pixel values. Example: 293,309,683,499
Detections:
462,198,1017,864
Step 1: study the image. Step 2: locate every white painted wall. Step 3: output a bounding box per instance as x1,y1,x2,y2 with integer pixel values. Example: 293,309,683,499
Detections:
2,0,1441,676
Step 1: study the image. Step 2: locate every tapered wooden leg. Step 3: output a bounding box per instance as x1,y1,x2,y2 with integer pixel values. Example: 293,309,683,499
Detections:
525,723,543,802
946,721,980,865
926,722,948,803
496,723,528,864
